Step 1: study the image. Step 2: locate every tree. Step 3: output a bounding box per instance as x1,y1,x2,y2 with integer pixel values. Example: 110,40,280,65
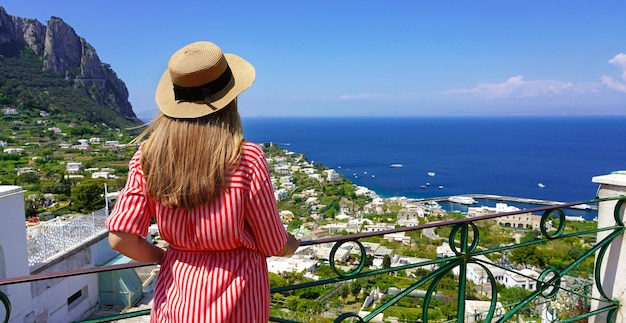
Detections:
339,284,350,299
568,247,586,260
350,280,362,296
24,198,38,217
17,172,39,185
499,286,532,315
287,218,303,231
509,244,545,267
70,179,106,213
284,295,299,311
382,254,391,269
440,301,458,320
297,298,324,316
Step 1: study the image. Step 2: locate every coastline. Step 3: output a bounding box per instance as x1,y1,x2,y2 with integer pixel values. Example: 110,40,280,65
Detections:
273,143,600,221
244,116,625,204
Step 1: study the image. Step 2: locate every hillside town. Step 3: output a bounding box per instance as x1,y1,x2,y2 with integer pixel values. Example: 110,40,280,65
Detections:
262,143,556,279
0,110,601,322
0,107,600,322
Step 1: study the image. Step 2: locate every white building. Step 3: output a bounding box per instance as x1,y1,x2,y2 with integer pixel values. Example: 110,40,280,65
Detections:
279,210,294,222
325,169,341,183
274,165,291,175
436,242,456,258
502,268,540,290
450,255,507,290
300,168,316,175
2,108,18,115
66,162,82,173
280,182,296,191
467,202,540,230
363,223,394,232
465,300,505,322
0,186,31,322
382,232,412,245
3,148,24,154
91,172,116,180
275,188,289,200
16,167,36,176
0,185,143,323
266,256,317,276
397,207,424,227
318,222,349,234
48,127,63,136
315,243,352,262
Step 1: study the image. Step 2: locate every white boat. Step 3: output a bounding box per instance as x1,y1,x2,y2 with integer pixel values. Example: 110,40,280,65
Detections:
448,196,477,205
425,201,441,209
390,164,403,168
571,203,591,210
438,185,444,189
537,183,546,188
427,172,436,177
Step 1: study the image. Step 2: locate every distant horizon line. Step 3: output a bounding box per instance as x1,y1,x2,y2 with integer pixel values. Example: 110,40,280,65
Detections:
136,114,626,123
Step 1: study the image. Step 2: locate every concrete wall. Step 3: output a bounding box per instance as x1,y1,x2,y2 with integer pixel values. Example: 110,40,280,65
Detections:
0,185,118,323
28,233,117,323
590,173,626,323
0,186,33,323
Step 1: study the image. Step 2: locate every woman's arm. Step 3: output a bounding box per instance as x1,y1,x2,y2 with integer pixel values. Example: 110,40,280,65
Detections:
275,233,301,257
108,231,165,264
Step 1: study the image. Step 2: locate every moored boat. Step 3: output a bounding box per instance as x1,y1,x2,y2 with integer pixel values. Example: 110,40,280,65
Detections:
448,195,477,205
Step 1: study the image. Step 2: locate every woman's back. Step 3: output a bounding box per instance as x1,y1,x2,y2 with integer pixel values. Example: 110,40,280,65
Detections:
149,142,287,254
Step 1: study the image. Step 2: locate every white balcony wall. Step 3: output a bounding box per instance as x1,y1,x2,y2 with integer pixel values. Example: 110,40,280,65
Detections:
590,173,626,323
0,186,32,323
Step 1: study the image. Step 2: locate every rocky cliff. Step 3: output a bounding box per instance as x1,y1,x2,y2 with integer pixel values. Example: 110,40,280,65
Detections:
0,6,136,119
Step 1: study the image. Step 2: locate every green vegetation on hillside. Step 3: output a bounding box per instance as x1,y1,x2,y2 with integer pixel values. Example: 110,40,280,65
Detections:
0,48,141,129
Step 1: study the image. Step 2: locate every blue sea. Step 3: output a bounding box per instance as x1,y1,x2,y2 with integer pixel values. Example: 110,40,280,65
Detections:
242,116,626,218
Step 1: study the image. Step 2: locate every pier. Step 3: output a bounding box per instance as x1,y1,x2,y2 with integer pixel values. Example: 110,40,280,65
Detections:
414,193,598,211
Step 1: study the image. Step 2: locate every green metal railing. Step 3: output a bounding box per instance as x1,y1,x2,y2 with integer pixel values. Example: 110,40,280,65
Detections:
1,196,624,323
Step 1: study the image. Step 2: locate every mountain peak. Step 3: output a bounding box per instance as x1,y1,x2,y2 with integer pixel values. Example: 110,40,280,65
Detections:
0,6,139,124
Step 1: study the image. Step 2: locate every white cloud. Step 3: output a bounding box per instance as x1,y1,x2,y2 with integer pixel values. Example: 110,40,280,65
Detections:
608,53,626,79
601,75,626,93
445,75,579,98
601,53,626,93
338,93,389,100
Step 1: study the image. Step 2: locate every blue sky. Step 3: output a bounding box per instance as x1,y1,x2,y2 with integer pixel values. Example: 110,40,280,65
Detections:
2,1,626,120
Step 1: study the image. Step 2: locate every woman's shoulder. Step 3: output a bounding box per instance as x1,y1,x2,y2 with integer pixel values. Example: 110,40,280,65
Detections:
129,146,143,167
242,141,265,158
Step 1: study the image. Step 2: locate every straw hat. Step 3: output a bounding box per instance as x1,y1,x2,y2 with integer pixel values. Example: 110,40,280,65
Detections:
155,41,255,118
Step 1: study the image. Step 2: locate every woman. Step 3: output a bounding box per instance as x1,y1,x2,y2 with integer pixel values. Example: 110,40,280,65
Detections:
106,41,300,322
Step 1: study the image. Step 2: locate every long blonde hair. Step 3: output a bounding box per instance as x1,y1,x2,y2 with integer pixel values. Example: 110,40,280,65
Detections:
134,100,244,209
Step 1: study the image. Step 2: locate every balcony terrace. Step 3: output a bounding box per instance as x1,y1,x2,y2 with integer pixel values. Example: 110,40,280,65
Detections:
1,172,625,323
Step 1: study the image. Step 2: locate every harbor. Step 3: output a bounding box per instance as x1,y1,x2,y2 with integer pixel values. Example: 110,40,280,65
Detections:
409,193,598,220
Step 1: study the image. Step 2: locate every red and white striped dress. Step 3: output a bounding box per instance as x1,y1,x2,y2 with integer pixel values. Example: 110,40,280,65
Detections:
105,142,288,322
